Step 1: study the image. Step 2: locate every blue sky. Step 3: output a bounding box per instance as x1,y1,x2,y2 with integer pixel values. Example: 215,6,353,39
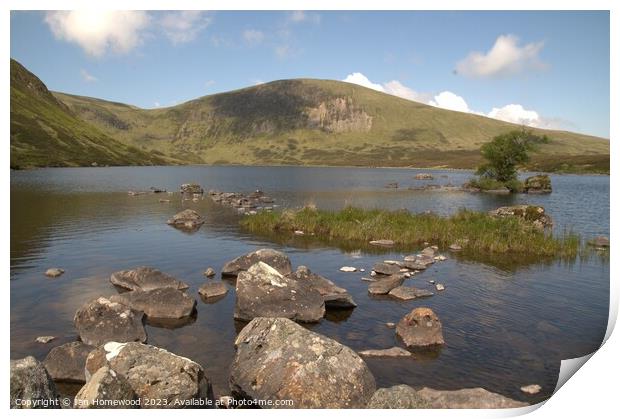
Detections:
10,10,610,137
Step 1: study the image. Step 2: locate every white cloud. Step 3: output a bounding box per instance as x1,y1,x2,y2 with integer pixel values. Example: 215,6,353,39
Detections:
159,11,212,44
45,11,150,57
456,34,547,78
383,80,432,103
342,72,385,92
80,69,97,83
488,104,540,126
288,11,321,24
243,29,265,45
429,91,473,113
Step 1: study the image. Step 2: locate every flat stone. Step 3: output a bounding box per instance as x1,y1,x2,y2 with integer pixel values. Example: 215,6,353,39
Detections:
74,297,146,347
222,248,292,277
110,266,189,292
110,288,196,320
44,341,95,383
35,336,56,344
369,239,394,247
198,282,228,299
435,283,445,291
368,274,405,295
358,347,412,357
372,262,401,276
520,384,542,395
230,317,376,408
45,268,64,278
290,266,356,309
340,266,357,272
388,286,434,301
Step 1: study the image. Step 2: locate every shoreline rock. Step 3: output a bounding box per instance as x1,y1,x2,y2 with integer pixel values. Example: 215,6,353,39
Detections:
358,347,413,357
222,248,292,278
110,288,196,320
10,356,59,409
43,341,94,383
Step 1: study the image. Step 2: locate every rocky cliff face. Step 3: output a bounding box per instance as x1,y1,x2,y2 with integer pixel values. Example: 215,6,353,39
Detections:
306,97,372,133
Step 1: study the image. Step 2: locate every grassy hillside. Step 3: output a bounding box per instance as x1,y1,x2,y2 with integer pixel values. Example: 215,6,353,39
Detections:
10,59,171,169
55,78,609,172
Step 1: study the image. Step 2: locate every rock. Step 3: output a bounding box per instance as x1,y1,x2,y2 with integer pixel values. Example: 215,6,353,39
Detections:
385,322,396,328
488,205,553,230
358,347,412,357
74,366,137,409
203,267,216,277
520,384,542,395
43,341,94,383
588,236,610,248
110,266,189,292
396,307,445,349
150,187,166,193
385,182,398,189
414,387,527,408
369,239,395,247
339,266,357,272
166,209,205,231
415,173,434,180
367,385,431,408
10,356,58,409
234,262,325,322
180,183,204,195
35,336,55,344
524,175,552,194
449,243,462,251
44,268,64,278
74,297,147,347
110,288,196,320
290,266,357,309
222,248,292,278
388,286,434,301
198,282,228,299
368,274,405,295
93,342,214,407
421,247,436,257
294,230,305,236
372,262,401,276
435,255,447,261
435,283,445,291
230,317,376,408
159,199,171,203
402,260,429,270
483,187,511,194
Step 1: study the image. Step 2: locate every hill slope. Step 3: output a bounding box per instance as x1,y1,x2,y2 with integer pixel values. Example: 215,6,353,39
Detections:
10,59,170,169
55,78,609,172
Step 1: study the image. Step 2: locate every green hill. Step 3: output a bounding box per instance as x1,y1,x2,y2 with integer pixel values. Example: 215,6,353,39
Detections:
10,59,170,169
10,59,609,172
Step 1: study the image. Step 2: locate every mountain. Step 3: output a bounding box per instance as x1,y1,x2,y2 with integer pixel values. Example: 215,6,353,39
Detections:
11,59,609,172
10,59,170,169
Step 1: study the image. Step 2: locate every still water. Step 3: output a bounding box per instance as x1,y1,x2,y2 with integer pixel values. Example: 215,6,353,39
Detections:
10,166,609,404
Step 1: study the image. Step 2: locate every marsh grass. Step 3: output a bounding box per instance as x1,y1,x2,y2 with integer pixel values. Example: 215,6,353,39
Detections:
241,206,580,258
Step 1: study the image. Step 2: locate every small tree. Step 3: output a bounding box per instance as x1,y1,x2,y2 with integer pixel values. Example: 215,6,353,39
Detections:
476,129,549,183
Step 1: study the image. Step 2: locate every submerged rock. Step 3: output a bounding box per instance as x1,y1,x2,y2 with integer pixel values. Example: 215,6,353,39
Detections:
396,307,444,349
110,288,196,320
43,341,94,383
10,356,58,409
44,268,64,278
388,286,434,301
234,262,325,322
358,347,412,357
74,297,147,347
198,282,228,299
166,209,205,231
88,342,214,408
74,366,137,409
230,317,376,408
289,266,356,309
222,248,292,278
110,266,189,292
524,175,552,194
368,274,405,295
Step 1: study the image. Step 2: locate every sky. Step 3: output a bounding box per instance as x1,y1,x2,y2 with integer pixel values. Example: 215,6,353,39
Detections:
10,10,610,138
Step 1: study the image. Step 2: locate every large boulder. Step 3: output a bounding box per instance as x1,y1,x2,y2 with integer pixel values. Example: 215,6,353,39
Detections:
396,307,445,349
488,205,553,230
166,209,205,231
87,342,214,408
10,356,58,409
367,385,526,408
110,288,196,320
368,274,405,295
289,266,356,309
222,248,292,277
372,262,401,276
110,266,189,292
524,174,552,194
230,317,376,408
74,297,147,347
43,341,94,383
74,366,137,409
234,262,325,322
